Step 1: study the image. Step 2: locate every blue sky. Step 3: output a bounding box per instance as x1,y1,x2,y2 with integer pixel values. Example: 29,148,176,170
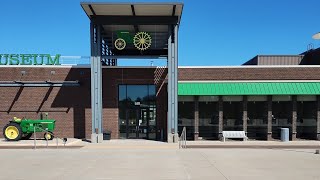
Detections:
1,0,320,66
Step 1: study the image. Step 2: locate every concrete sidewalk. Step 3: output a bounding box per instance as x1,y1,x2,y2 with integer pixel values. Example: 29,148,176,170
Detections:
185,140,320,149
0,138,84,149
83,139,179,149
0,138,319,149
0,147,319,179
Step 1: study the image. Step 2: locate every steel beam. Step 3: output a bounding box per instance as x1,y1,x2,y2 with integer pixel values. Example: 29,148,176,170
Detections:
174,24,178,141
90,23,103,143
167,29,172,143
167,24,178,143
101,55,167,59
91,15,178,25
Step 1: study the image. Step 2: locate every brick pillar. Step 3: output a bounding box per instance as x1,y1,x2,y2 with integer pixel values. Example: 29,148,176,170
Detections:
218,96,223,140
267,95,272,141
243,96,248,133
292,95,297,140
317,96,320,140
194,96,199,140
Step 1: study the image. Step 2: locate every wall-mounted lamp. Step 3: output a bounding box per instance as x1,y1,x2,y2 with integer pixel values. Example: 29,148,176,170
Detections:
49,71,56,81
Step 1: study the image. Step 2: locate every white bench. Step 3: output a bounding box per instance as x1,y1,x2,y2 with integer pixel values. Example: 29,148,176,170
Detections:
222,131,248,142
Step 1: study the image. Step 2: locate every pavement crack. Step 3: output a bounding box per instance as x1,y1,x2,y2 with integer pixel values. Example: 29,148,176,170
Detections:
199,151,229,180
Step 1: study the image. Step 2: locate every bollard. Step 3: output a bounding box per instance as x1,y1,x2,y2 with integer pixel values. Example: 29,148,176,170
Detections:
33,126,36,150
56,137,58,149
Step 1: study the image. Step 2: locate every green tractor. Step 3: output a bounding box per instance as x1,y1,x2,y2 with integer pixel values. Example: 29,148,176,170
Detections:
3,117,56,141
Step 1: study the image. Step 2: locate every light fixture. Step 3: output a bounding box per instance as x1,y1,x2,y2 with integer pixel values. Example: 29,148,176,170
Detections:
20,71,26,76
312,32,320,40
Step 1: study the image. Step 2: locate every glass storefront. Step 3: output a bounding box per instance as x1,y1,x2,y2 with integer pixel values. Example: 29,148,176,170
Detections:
297,96,317,139
199,102,219,139
118,85,156,140
272,96,292,139
247,96,268,140
223,96,243,131
178,100,194,140
177,95,319,141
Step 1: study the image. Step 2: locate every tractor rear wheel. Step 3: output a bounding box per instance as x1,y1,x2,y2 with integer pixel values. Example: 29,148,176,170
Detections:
3,123,22,141
44,132,54,140
22,133,33,140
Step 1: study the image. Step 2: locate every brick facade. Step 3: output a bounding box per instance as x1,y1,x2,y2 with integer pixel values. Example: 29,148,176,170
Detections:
0,66,167,140
1,66,320,140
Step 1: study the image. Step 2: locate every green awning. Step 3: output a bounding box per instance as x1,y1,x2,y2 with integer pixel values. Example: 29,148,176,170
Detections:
178,82,320,95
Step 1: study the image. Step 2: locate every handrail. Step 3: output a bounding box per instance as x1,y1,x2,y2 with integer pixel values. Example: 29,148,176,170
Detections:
33,126,67,149
179,127,187,149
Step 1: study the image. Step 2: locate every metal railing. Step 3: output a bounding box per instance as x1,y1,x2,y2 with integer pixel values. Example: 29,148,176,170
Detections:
33,126,67,149
179,127,187,149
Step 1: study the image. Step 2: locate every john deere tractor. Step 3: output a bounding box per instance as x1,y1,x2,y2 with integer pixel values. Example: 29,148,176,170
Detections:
3,117,56,141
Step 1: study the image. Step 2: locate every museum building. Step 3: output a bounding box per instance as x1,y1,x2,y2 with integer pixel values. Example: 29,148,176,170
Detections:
0,2,320,142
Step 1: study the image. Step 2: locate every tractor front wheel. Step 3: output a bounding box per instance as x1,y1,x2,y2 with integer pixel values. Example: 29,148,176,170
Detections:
44,132,54,140
3,123,22,141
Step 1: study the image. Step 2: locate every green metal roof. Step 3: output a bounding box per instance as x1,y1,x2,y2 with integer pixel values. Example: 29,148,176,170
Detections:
178,82,320,95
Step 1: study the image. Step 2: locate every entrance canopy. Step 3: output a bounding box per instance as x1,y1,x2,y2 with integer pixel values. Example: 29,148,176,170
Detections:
81,2,183,57
81,2,183,143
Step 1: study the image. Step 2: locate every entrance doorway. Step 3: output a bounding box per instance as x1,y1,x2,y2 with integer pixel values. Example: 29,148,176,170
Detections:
119,85,156,140
127,106,150,139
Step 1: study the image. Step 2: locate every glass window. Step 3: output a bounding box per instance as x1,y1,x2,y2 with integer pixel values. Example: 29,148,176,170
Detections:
297,95,317,101
272,95,291,101
199,96,219,102
127,85,149,106
248,95,267,101
178,102,194,140
297,101,317,139
223,96,243,102
223,101,243,131
178,96,194,102
119,85,127,102
199,102,219,139
272,101,292,139
118,85,156,140
247,101,268,140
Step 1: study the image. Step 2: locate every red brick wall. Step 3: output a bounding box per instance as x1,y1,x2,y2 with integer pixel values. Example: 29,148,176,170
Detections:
0,66,167,140
1,66,320,140
178,67,320,80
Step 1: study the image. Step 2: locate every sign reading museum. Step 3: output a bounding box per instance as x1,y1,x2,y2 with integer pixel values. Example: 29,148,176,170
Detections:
0,54,61,65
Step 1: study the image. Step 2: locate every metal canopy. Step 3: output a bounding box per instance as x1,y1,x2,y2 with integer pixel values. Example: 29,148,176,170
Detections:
81,3,183,20
81,2,183,57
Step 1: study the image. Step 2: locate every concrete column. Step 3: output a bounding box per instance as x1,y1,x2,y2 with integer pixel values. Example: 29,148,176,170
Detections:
317,96,320,140
194,96,199,140
243,96,248,133
218,96,223,139
267,95,272,141
292,95,297,140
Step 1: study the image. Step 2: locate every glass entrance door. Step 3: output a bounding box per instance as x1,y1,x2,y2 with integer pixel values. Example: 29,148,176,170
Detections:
127,107,149,139
118,85,156,140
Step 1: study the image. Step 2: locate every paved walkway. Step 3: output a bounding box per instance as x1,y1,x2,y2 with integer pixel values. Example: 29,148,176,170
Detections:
0,144,319,180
